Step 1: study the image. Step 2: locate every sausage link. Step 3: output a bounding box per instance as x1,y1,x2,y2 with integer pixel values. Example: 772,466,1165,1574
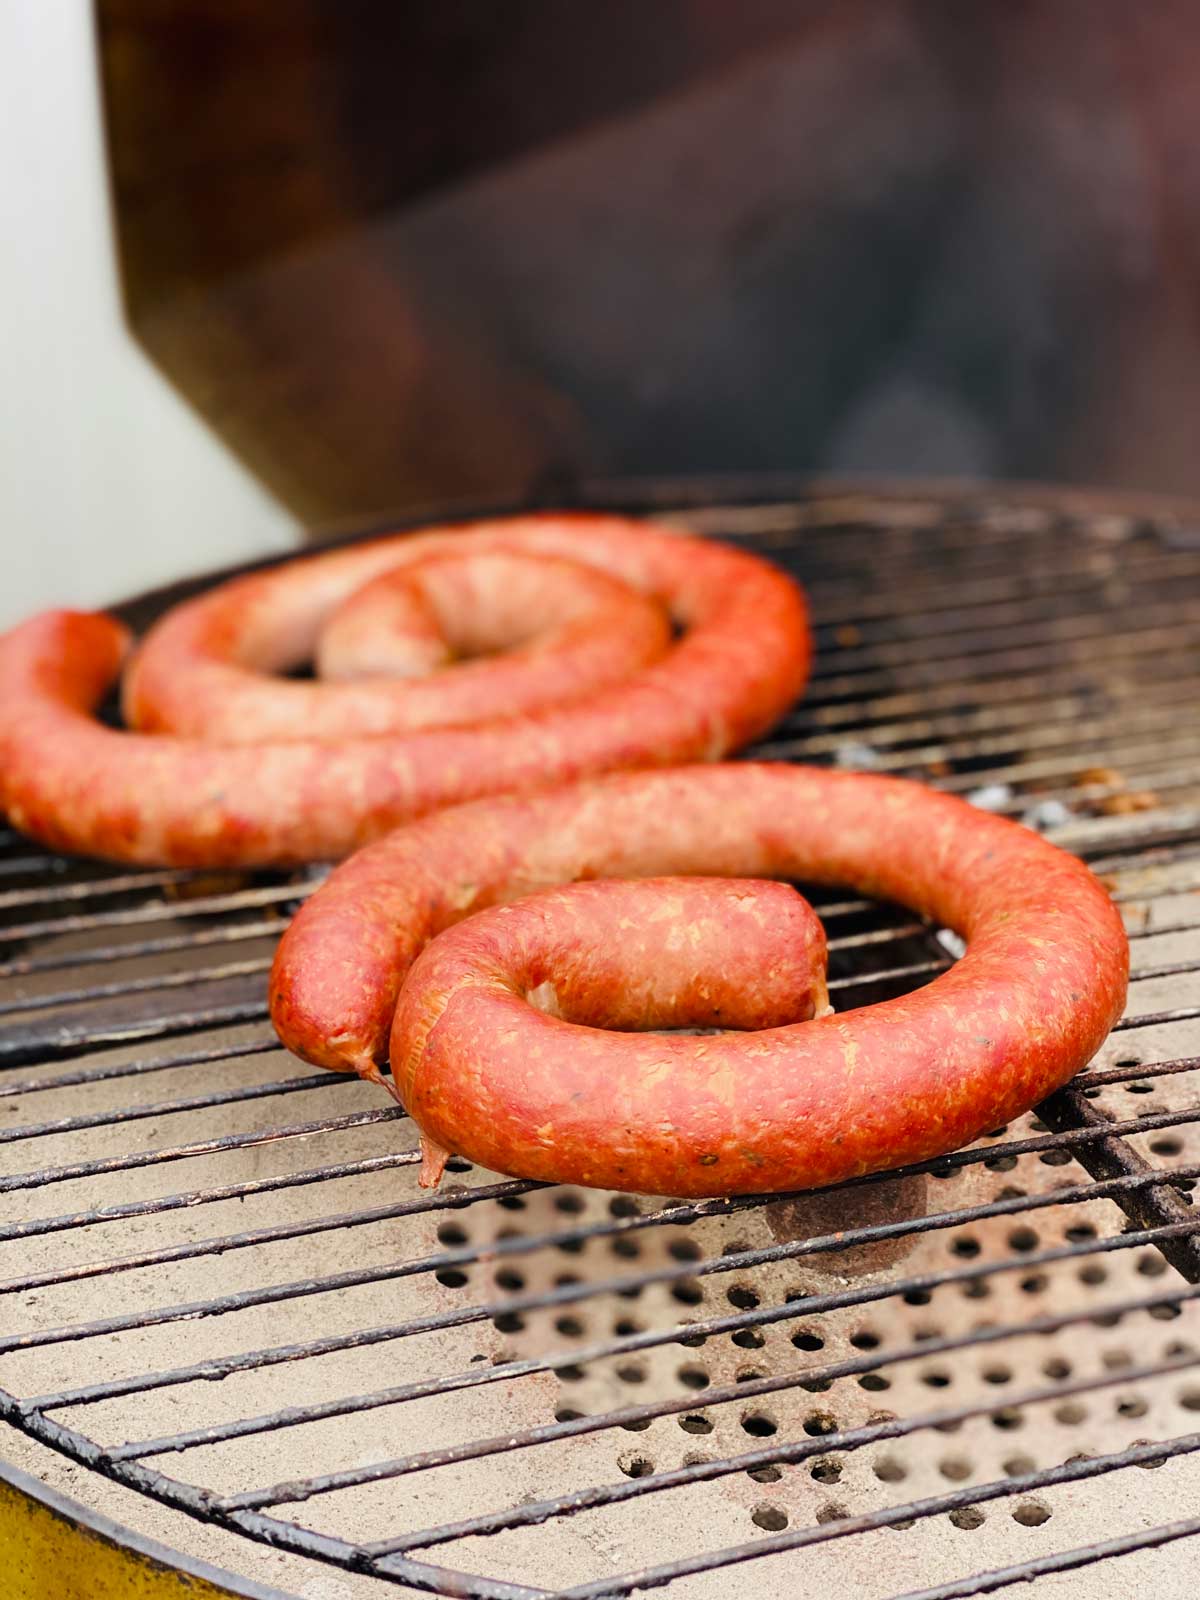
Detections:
269,764,1129,1196
0,517,809,867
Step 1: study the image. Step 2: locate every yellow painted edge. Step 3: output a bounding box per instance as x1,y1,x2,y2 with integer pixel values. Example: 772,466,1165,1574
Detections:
0,1456,296,1600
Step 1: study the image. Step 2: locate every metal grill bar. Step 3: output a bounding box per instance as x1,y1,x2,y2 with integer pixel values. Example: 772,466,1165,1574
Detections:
211,1218,1200,1511
100,1178,1200,1464
554,1414,1200,1599
0,919,287,979
0,956,275,1018
25,1193,1200,1420
374,1327,1200,1556
0,1106,407,1194
0,1034,282,1098
888,1518,1200,1600
0,882,312,947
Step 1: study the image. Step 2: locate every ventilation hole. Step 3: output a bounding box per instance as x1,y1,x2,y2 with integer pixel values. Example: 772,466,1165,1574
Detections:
985,1154,1018,1172
495,1226,524,1243
614,1318,642,1338
1021,1274,1048,1294
1043,1357,1072,1379
743,1412,780,1437
792,1331,825,1351
1092,1310,1123,1329
1065,1224,1096,1243
801,1412,836,1437
620,1417,652,1432
850,1329,881,1350
874,1455,906,1483
727,1286,760,1310
748,1464,782,1484
933,1419,962,1435
678,1414,713,1435
962,1280,991,1300
555,1407,584,1422
904,1289,933,1307
618,1453,654,1478
669,1238,702,1262
609,1195,641,1217
1054,1402,1087,1425
557,1363,585,1381
923,1370,952,1389
1013,1501,1051,1527
1126,1081,1154,1094
1003,1454,1036,1477
611,1236,641,1260
991,1409,1024,1431
1102,1349,1132,1370
555,1272,582,1287
493,1311,525,1333
1177,1387,1200,1411
810,1459,842,1484
1008,1228,1039,1253
556,1315,585,1338
1137,1253,1168,1278
914,1326,942,1342
940,1457,972,1481
950,1507,986,1530
677,1365,710,1390
891,1519,917,1532
1151,1137,1183,1157
557,1238,586,1256
1029,1119,1049,1134
435,1268,469,1289
733,1328,765,1350
437,1222,468,1246
859,1374,891,1392
554,1192,585,1214
497,1195,527,1210
737,1367,766,1384
799,1376,833,1393
816,1504,848,1525
495,1268,525,1292
1078,1263,1107,1286
722,1240,752,1256
678,1329,708,1348
951,1237,982,1259
751,1504,789,1532
616,1363,646,1384
1167,1341,1196,1357
672,1280,704,1306
1149,1302,1182,1321
683,1452,712,1467
1132,1439,1168,1469
983,1366,1012,1386
996,1186,1027,1201
1039,1149,1073,1166
1117,1394,1149,1418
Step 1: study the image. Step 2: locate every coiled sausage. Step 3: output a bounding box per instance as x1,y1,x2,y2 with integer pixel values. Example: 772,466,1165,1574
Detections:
0,516,809,867
269,764,1129,1197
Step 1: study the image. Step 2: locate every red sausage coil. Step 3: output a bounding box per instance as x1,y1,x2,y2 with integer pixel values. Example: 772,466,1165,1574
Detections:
270,764,1130,1197
0,516,810,868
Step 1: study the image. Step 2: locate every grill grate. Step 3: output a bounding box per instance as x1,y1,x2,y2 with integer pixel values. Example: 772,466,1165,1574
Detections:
3,484,1200,1598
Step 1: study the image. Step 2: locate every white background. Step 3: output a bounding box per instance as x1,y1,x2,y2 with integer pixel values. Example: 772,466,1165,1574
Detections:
0,2,299,629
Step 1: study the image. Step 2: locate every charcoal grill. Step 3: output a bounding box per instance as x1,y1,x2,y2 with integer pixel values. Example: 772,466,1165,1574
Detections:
4,481,1200,1599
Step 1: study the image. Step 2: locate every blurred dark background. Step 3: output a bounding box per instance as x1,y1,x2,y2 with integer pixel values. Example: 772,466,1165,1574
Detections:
96,0,1200,531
